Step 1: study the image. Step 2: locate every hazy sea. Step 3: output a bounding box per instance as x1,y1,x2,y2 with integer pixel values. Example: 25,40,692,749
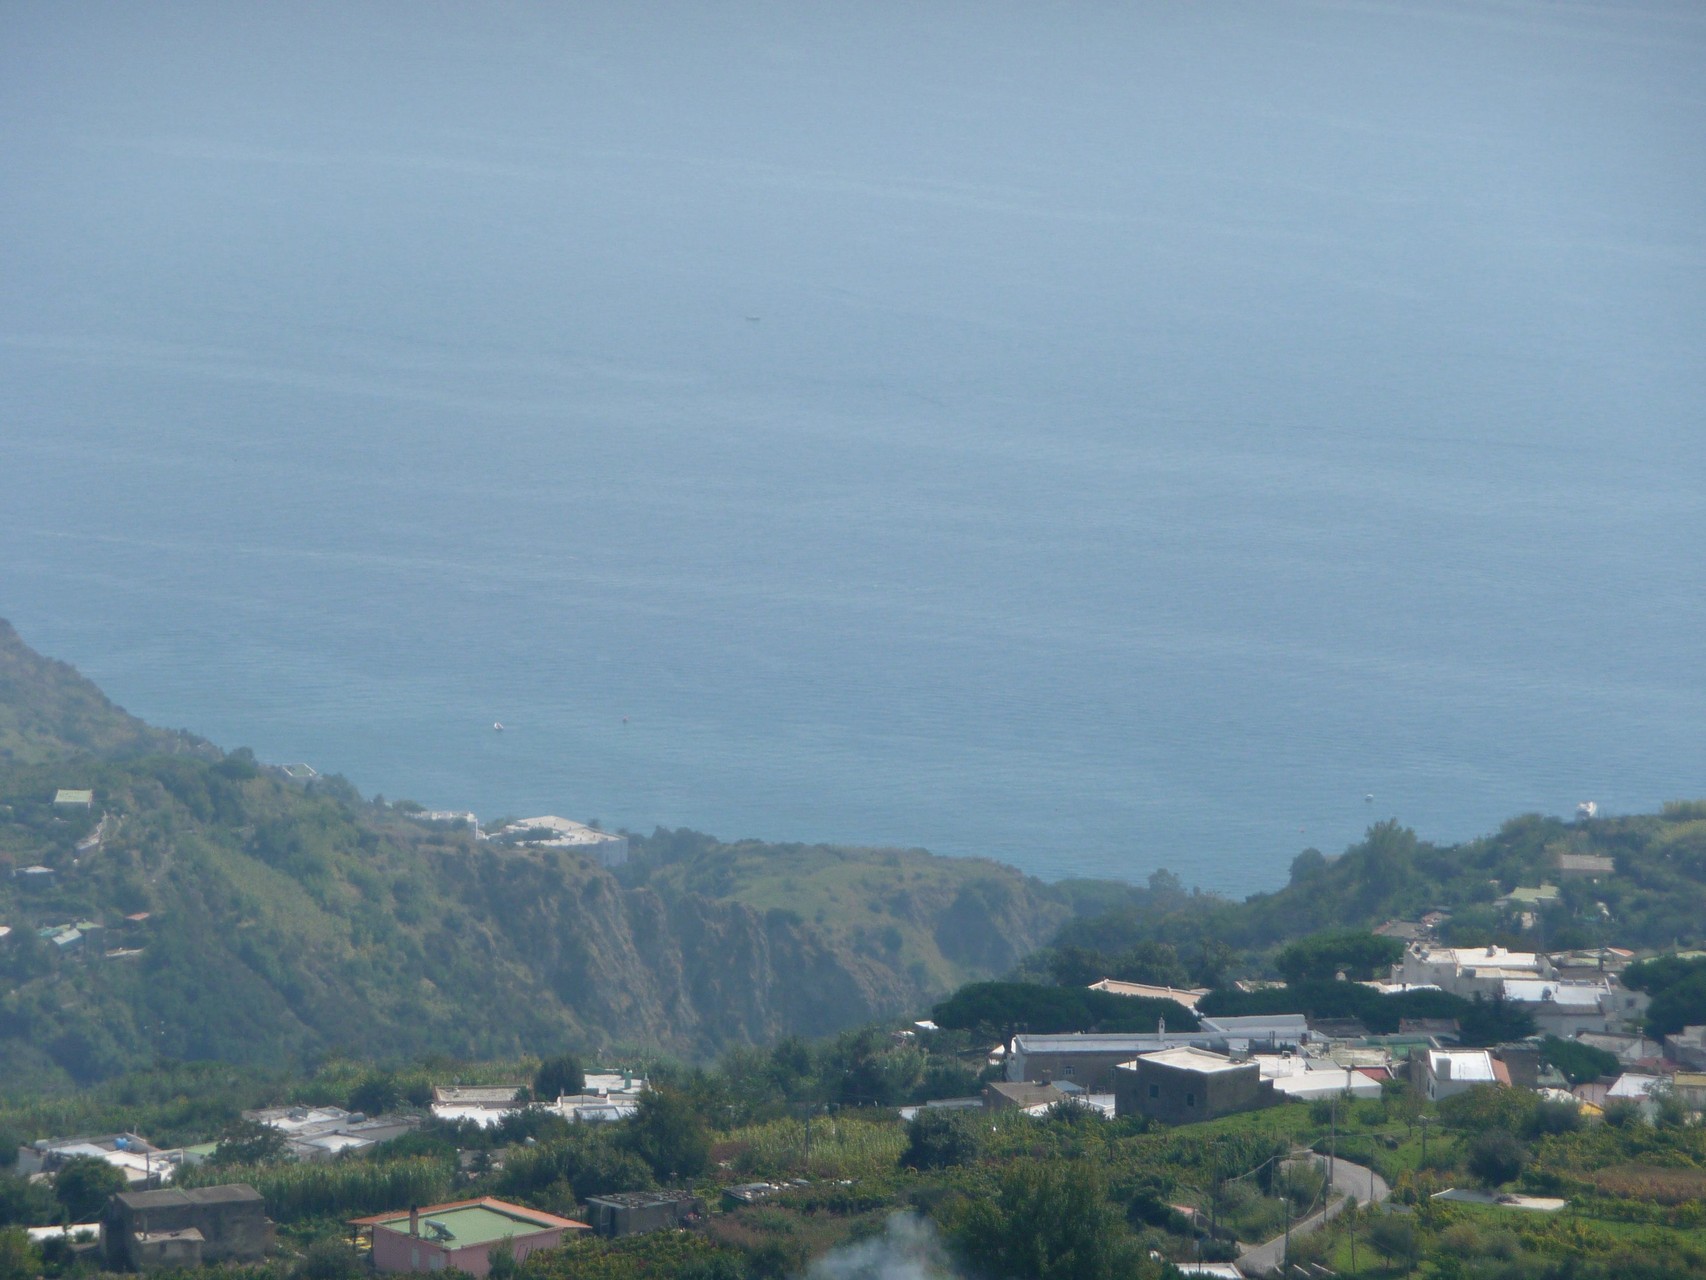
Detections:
4,2,1704,895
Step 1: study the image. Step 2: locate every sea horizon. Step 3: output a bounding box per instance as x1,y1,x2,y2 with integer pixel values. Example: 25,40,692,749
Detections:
5,2,1704,895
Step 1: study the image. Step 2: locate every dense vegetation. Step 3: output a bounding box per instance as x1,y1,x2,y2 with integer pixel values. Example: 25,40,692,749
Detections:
6,615,1706,1094
930,982,1199,1038
1621,954,1706,1038
6,1039,1706,1280
1018,810,1706,991
0,622,1085,1087
5,620,1706,1280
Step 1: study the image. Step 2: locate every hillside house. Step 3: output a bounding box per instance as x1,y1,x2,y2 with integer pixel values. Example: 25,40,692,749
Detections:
243,1105,420,1161
1500,980,1612,1037
18,1134,178,1188
1664,1026,1706,1071
486,816,628,867
355,1199,587,1275
1113,1047,1275,1124
1007,1032,1209,1091
430,1085,524,1127
1394,943,1551,999
103,1185,273,1271
1415,1049,1508,1102
1259,1057,1383,1101
582,1191,702,1238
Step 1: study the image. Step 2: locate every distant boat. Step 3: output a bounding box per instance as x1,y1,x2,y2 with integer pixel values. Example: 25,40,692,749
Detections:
1364,793,1374,803
493,722,504,732
1577,800,1597,820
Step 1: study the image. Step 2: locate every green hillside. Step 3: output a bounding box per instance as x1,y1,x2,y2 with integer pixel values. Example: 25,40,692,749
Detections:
0,619,208,764
0,621,1071,1088
1022,810,1706,991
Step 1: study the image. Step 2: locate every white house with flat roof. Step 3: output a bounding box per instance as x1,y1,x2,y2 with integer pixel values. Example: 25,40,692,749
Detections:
1417,1049,1507,1101
1395,943,1551,998
487,816,628,867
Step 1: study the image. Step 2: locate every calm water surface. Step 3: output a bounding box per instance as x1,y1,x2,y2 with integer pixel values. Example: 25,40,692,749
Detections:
4,2,1704,893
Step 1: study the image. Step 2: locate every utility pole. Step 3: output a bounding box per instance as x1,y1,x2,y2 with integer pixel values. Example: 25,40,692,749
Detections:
1329,1093,1338,1189
1420,1114,1430,1169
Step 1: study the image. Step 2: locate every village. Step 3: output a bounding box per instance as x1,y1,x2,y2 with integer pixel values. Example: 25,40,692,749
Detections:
7,782,1706,1278
8,920,1706,1279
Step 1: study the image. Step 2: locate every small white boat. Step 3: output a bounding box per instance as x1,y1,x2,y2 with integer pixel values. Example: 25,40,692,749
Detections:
493,722,504,732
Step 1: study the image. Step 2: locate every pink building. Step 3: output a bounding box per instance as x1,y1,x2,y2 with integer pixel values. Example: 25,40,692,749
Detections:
353,1198,588,1276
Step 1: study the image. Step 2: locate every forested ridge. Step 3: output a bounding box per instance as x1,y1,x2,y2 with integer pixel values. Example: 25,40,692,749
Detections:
4,616,1704,1090
0,621,1071,1087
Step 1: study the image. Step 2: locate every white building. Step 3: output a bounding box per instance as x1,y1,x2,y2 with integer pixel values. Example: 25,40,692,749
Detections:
1394,943,1551,999
243,1105,422,1161
488,816,628,867
1417,1049,1508,1102
1259,1057,1384,1101
16,1135,179,1187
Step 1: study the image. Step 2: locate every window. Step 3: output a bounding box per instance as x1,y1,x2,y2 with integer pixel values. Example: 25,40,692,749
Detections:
1063,1065,1075,1078
1185,1091,1196,1107
1148,1085,1159,1099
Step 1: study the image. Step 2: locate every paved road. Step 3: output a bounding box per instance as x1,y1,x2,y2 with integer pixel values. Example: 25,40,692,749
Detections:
1236,1153,1391,1277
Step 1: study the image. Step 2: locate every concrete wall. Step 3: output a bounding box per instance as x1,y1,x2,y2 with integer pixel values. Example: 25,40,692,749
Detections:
1010,1049,1141,1093
1113,1058,1269,1125
584,1195,701,1238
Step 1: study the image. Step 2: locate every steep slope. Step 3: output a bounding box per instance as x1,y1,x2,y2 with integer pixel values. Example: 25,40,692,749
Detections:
0,620,208,764
0,621,1070,1086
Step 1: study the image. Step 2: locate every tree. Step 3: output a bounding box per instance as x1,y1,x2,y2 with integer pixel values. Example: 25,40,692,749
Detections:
950,1159,1135,1280
0,1227,39,1280
213,1118,290,1167
1466,1130,1528,1188
1366,1215,1418,1269
621,1088,710,1183
1602,1098,1642,1129
1275,930,1403,985
1439,1084,1537,1137
52,1156,127,1221
0,1173,58,1228
901,1110,982,1171
534,1055,587,1101
349,1073,404,1116
1539,1035,1619,1087
293,1238,364,1280
1288,848,1327,884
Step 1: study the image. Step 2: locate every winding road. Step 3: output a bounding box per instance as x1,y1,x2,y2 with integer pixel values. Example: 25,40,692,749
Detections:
1235,1153,1390,1277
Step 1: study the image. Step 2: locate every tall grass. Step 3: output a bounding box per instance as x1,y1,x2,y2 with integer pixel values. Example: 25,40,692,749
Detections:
722,1116,906,1178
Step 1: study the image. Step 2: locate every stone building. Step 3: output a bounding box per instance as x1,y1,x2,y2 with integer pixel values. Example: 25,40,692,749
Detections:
103,1185,274,1271
1112,1047,1274,1125
582,1191,704,1237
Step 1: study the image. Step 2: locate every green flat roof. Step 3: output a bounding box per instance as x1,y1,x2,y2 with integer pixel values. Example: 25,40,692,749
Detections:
379,1206,550,1248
